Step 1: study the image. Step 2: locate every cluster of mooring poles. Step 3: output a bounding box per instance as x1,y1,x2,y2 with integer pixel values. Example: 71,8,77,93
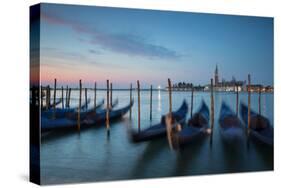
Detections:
41,73,261,141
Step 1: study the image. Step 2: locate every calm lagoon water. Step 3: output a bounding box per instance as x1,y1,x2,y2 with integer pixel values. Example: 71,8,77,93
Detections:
41,90,273,184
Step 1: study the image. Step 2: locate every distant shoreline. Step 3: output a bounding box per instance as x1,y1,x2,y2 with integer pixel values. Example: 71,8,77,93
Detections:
36,87,273,93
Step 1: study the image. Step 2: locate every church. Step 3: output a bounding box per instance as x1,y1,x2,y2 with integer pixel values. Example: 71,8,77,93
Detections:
212,65,245,92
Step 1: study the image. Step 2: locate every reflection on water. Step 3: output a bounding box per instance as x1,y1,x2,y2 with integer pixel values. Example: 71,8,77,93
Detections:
157,90,161,112
40,90,273,184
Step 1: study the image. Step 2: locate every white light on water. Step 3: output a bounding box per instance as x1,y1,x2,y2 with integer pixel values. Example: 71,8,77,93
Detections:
157,89,161,112
157,85,161,90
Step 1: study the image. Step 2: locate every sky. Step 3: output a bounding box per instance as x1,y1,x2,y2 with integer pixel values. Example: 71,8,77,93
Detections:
37,3,274,88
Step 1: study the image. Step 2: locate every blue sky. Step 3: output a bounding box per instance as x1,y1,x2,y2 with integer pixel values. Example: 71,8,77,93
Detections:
39,3,273,88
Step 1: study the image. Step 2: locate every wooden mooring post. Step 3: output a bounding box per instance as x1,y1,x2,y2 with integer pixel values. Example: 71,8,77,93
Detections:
247,74,251,135
61,86,64,109
77,80,82,132
259,85,261,115
106,80,110,136
52,79,57,119
150,85,153,121
110,82,113,108
46,85,50,109
53,78,57,109
236,84,239,116
191,86,194,118
137,80,141,133
67,88,71,108
166,78,173,150
85,87,88,110
94,82,97,109
210,78,214,146
168,78,172,114
65,85,68,108
129,83,132,120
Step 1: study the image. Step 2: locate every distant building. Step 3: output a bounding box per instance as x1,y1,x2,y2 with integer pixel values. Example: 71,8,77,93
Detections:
264,85,274,92
247,84,262,92
216,80,245,92
205,65,246,91
165,65,273,92
246,84,273,92
215,64,219,87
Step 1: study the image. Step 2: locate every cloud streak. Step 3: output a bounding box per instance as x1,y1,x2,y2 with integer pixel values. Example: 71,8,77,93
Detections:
42,47,87,61
41,47,126,70
41,11,181,60
41,47,99,67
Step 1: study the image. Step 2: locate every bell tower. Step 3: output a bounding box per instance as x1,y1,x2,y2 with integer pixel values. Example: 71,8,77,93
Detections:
215,64,219,86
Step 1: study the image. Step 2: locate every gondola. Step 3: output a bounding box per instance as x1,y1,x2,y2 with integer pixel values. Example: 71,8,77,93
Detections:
240,103,273,146
41,99,131,132
219,102,244,145
169,100,209,148
63,99,118,121
131,100,188,142
42,98,62,111
83,99,134,125
41,98,95,119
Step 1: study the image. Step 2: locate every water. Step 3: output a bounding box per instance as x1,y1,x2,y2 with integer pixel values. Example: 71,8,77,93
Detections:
40,90,273,184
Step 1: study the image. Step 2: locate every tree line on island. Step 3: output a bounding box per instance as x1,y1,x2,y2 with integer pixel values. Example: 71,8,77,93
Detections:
171,82,205,91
